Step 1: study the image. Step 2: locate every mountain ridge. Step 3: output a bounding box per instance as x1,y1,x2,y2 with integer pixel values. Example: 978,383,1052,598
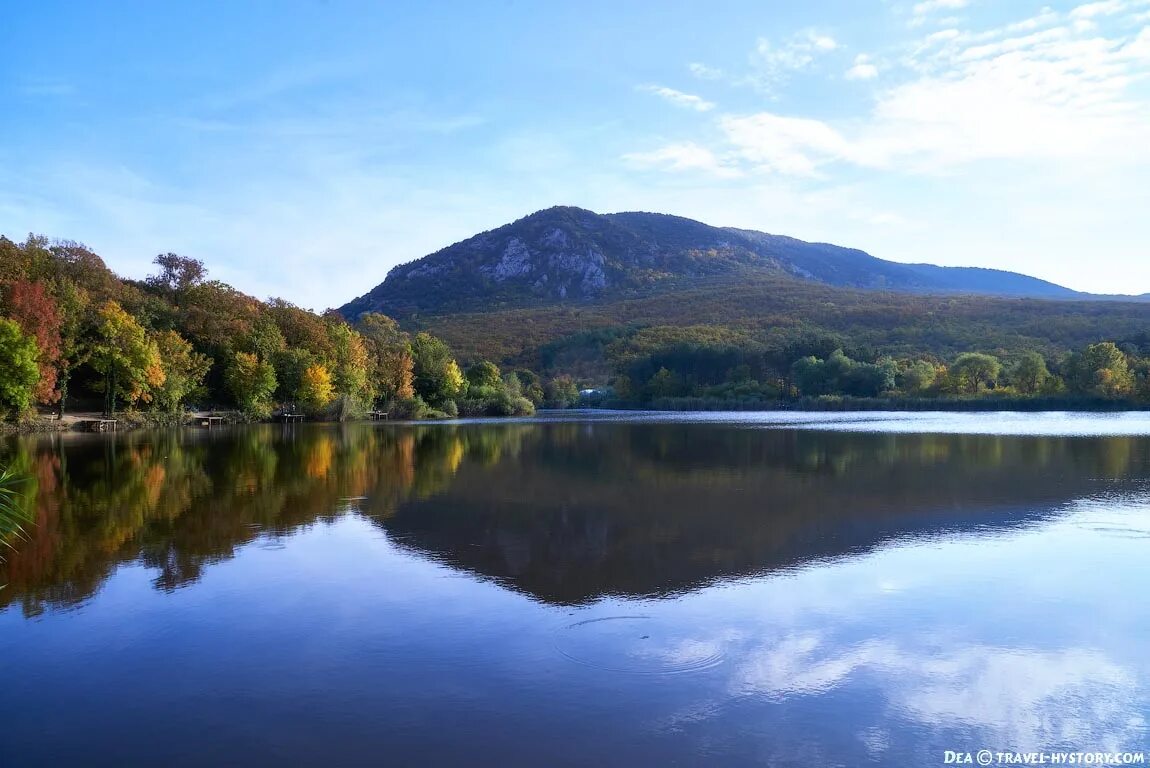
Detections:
340,205,1144,320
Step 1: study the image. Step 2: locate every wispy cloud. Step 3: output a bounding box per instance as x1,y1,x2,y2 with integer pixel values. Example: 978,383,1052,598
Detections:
751,31,838,86
688,62,724,80
638,85,716,112
636,3,1150,178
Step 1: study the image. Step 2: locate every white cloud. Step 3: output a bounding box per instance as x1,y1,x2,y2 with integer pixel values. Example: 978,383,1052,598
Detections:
846,54,879,80
719,113,854,176
622,142,741,178
638,84,716,112
911,0,970,26
1070,0,1143,19
648,6,1150,178
913,0,969,15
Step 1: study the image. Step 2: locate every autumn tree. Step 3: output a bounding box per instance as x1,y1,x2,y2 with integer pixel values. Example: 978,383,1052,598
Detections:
357,312,415,402
90,301,165,414
298,363,335,413
224,352,277,417
3,280,63,404
152,330,212,412
0,318,41,418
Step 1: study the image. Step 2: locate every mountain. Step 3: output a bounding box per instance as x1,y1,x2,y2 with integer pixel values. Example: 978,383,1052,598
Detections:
340,205,1083,319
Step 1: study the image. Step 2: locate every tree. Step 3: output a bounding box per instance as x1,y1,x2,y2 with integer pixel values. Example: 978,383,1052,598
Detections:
466,361,502,389
3,280,63,404
513,369,545,406
328,323,374,403
153,330,211,412
50,277,92,416
225,352,277,417
357,312,415,402
298,363,335,413
90,301,165,414
1012,352,1050,395
0,319,41,418
545,375,580,408
1066,342,1135,398
950,353,1001,394
247,314,287,361
147,253,206,301
897,359,938,395
411,332,465,406
273,348,316,403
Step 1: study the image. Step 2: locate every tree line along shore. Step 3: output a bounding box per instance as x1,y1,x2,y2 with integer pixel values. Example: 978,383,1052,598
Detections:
2,234,1148,432
0,236,583,431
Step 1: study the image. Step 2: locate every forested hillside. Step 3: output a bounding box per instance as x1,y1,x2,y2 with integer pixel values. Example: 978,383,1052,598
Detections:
403,272,1150,408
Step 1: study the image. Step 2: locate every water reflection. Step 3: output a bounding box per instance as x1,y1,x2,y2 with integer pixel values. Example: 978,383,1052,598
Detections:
3,419,1150,766
3,422,1149,613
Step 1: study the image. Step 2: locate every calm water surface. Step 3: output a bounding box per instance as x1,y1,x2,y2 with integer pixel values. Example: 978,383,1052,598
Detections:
2,412,1150,766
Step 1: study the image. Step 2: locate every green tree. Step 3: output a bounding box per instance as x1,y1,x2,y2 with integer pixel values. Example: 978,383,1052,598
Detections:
897,359,938,395
513,369,545,406
1066,342,1135,398
225,351,277,417
544,375,580,408
152,330,212,412
0,318,41,418
950,353,1002,395
273,347,316,403
411,332,465,406
328,323,374,404
466,361,502,389
1012,352,1050,395
90,301,165,414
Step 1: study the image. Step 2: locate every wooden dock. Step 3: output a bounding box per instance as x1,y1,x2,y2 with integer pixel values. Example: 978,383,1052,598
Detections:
83,418,118,432
281,413,305,423
368,410,389,421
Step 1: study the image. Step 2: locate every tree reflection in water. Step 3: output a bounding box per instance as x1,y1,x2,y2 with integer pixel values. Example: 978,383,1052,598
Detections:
2,422,1148,615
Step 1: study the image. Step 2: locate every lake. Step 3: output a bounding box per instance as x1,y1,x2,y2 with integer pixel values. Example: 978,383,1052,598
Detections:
2,412,1150,766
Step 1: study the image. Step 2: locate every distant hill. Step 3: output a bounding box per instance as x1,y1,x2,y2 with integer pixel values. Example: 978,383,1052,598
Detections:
341,205,1089,319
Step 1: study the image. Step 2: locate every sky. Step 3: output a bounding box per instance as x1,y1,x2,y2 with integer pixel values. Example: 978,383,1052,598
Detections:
2,0,1149,309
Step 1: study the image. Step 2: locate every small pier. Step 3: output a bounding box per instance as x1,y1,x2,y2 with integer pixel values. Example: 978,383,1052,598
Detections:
83,418,118,432
368,410,390,421
281,413,305,423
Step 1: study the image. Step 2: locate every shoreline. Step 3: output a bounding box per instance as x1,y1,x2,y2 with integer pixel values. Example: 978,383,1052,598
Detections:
5,397,1148,434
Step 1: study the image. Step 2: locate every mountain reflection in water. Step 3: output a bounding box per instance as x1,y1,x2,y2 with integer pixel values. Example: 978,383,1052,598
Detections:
3,421,1148,613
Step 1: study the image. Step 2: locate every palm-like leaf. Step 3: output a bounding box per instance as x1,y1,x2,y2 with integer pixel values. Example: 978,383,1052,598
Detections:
0,467,31,563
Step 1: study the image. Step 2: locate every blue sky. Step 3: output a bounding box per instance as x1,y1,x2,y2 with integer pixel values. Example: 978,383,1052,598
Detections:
2,0,1149,308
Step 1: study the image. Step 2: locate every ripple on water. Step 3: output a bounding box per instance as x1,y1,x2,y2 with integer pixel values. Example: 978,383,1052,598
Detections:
553,615,726,675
